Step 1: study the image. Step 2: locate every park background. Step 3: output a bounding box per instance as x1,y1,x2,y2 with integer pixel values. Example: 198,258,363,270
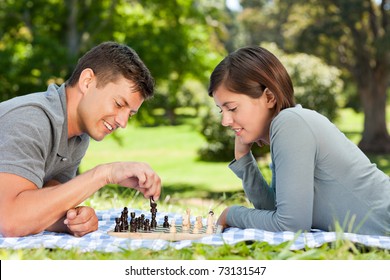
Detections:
0,0,389,259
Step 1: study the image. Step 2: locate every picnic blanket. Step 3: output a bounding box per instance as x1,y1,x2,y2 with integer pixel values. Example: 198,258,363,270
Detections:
1,208,389,252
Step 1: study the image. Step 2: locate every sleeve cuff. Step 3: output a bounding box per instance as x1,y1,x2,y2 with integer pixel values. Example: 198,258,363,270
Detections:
228,152,257,179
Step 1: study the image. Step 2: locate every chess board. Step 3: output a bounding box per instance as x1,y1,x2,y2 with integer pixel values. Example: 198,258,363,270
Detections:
108,225,215,241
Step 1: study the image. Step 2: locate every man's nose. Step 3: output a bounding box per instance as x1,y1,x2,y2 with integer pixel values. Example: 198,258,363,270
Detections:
115,110,130,129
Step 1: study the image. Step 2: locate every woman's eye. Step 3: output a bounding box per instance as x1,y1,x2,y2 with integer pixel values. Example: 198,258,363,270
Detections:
228,107,237,112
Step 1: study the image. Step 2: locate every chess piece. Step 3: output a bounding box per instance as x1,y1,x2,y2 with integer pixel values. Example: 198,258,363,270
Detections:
150,196,158,228
170,219,177,233
182,208,191,231
150,196,157,209
121,213,129,231
144,218,151,231
163,215,170,228
206,211,215,234
114,217,121,232
196,216,203,229
130,212,136,221
192,224,199,234
192,216,203,234
123,207,128,219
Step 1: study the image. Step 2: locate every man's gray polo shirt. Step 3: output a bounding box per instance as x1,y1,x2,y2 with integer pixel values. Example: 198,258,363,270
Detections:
0,84,90,188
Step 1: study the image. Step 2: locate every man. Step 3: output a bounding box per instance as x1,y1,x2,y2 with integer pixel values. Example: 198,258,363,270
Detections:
0,42,161,237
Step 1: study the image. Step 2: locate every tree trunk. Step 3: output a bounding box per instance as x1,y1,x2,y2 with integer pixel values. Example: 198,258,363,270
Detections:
357,68,390,154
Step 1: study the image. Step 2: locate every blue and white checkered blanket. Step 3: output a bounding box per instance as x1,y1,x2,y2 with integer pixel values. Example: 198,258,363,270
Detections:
1,208,389,252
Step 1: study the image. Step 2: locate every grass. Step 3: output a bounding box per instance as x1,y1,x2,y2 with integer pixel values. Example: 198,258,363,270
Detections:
1,107,389,260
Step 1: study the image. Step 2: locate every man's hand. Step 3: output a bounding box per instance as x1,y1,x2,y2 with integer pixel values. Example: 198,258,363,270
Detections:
64,206,98,237
104,162,161,201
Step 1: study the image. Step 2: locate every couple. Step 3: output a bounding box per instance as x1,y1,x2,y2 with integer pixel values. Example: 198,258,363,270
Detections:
1,42,389,238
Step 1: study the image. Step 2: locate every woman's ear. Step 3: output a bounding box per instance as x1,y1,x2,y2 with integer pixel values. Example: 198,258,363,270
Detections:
264,88,277,109
78,68,95,93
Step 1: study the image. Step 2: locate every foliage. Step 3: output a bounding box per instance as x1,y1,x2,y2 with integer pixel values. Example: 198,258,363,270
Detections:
264,43,344,120
0,0,226,126
235,0,390,153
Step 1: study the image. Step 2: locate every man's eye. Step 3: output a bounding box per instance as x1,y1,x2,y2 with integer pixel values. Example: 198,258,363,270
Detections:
115,100,122,108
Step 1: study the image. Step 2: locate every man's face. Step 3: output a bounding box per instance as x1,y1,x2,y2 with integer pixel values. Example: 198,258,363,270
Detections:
77,76,144,141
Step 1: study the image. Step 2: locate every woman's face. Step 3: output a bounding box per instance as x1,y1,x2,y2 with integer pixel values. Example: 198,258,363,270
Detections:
213,84,276,145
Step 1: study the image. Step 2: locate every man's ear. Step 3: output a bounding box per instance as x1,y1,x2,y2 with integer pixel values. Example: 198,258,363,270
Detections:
264,88,277,108
78,68,95,93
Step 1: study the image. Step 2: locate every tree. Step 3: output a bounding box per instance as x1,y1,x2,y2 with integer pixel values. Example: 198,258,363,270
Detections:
235,0,390,153
0,0,226,127
292,0,390,153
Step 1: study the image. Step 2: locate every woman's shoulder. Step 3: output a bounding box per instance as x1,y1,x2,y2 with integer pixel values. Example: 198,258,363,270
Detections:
274,105,330,126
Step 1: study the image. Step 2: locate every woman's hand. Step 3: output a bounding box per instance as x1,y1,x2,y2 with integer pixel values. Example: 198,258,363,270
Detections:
216,207,231,231
234,136,253,160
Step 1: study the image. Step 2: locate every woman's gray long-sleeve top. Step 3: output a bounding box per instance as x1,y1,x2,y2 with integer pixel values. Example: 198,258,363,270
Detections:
226,106,390,235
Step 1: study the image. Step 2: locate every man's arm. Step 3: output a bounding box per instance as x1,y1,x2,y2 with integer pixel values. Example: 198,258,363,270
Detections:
0,161,161,237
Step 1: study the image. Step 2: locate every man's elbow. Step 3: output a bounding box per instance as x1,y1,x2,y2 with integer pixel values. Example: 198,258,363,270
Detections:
0,219,38,237
0,222,21,237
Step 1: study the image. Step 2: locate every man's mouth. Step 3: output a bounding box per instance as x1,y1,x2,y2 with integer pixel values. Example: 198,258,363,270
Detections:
103,121,114,131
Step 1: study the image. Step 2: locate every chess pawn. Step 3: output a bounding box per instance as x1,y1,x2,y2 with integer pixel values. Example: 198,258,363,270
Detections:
192,216,203,234
144,218,151,231
169,219,177,233
163,215,170,228
196,216,203,229
114,217,121,232
130,212,136,220
192,224,199,234
123,207,128,219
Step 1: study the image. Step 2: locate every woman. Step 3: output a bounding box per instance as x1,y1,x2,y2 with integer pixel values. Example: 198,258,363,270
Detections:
209,46,390,235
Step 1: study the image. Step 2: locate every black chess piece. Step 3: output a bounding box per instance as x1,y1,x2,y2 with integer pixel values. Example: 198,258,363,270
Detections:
150,196,157,209
163,215,170,228
144,218,151,231
114,217,121,232
130,218,137,232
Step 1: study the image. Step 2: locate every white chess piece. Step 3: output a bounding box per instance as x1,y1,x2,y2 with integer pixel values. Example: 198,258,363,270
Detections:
196,216,203,229
170,218,177,233
206,211,215,234
182,210,190,231
183,208,192,231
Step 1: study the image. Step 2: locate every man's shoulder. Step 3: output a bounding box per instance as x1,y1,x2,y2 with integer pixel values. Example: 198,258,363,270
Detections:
0,84,65,124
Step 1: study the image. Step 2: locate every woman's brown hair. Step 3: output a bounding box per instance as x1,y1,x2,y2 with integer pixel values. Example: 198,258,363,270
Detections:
208,46,295,114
